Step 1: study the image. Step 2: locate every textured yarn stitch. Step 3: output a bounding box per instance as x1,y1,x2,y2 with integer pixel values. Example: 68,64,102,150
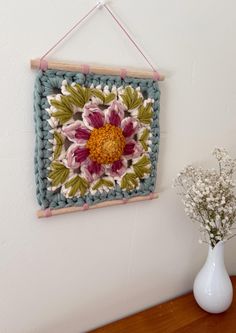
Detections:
33,70,161,209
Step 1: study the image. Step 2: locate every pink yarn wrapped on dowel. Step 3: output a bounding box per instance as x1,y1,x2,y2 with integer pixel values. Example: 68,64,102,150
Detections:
82,203,89,211
39,59,48,71
153,71,160,81
120,68,127,79
44,208,52,217
81,64,90,75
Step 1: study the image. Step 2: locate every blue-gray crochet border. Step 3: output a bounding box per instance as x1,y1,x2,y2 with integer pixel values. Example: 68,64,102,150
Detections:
34,69,160,210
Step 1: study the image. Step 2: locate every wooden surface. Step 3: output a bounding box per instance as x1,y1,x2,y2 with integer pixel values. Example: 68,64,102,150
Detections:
89,276,236,333
30,59,165,81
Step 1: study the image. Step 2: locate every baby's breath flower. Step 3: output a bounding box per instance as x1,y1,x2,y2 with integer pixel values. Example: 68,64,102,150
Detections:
174,148,236,248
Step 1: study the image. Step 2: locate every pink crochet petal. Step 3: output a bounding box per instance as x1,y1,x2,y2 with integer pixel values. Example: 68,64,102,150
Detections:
106,157,127,177
87,160,102,175
75,127,90,141
121,117,139,139
81,158,104,182
62,120,90,144
123,140,142,160
123,142,135,155
66,144,90,169
112,159,123,173
105,101,125,127
66,144,79,169
83,104,105,129
74,147,90,163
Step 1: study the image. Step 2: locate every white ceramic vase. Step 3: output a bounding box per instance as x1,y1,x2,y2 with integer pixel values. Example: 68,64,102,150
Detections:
193,241,233,313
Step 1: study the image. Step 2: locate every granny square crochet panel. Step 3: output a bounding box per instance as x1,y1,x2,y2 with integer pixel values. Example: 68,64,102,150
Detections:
34,70,160,210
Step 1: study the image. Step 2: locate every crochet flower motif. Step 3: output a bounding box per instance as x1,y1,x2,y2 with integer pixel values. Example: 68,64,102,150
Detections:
47,81,154,198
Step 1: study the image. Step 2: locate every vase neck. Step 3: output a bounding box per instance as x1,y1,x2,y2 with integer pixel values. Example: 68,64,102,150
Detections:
207,241,225,265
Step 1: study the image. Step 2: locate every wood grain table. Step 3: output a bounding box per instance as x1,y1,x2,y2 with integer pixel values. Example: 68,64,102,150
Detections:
89,276,236,333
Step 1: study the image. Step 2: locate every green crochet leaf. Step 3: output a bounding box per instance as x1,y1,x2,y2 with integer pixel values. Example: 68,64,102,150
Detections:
65,175,89,197
139,128,150,151
53,131,64,160
90,89,116,105
66,84,91,108
48,162,70,187
92,178,114,191
137,103,153,124
121,172,138,190
104,93,116,104
133,155,151,178
91,88,105,103
51,96,73,124
121,86,142,110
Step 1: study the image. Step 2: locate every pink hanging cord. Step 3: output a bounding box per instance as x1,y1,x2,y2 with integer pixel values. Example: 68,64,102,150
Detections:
103,4,160,78
38,1,161,79
39,2,100,68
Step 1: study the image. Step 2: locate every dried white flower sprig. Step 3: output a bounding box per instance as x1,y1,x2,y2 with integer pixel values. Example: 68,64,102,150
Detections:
174,148,236,248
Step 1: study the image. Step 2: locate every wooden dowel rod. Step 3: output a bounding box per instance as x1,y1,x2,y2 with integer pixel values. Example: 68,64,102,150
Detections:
30,59,165,81
37,192,159,218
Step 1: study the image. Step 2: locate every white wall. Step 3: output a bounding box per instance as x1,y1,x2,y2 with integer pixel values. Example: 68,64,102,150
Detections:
0,0,236,332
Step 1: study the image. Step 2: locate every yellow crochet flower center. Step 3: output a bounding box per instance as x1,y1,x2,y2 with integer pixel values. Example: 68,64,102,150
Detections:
86,124,126,164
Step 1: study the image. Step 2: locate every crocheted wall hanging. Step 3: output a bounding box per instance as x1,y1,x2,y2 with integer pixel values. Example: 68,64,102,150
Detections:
31,1,164,218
